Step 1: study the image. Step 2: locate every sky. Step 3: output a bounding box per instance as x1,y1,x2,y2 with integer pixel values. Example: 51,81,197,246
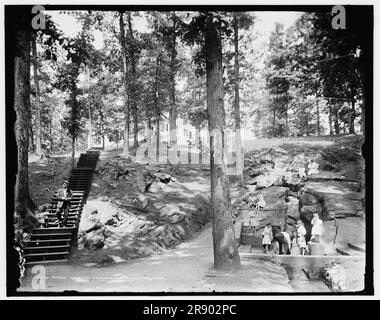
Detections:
254,11,302,43
47,10,301,50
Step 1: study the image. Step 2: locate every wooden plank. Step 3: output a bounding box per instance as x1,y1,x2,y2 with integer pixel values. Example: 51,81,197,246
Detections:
23,251,70,257
25,259,69,266
24,245,70,250
348,242,365,252
240,252,365,268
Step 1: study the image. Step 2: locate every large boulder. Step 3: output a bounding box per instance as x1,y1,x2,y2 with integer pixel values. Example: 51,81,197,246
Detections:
253,170,285,189
159,204,188,224
81,227,106,251
148,181,167,193
154,172,173,184
149,225,181,248
302,181,363,220
322,263,347,292
286,196,300,222
299,192,318,205
254,187,289,231
136,171,149,192
136,194,149,209
300,203,322,217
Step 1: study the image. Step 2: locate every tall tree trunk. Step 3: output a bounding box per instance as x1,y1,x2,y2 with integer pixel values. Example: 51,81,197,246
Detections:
205,15,241,270
119,12,130,157
349,99,355,134
14,17,36,218
328,98,333,135
361,102,365,135
334,103,340,135
272,107,276,138
196,125,202,165
32,35,42,155
233,14,244,183
285,105,288,137
169,13,177,147
154,55,161,163
316,100,321,136
126,12,139,150
49,122,53,154
71,137,75,168
133,119,138,149
147,119,152,148
29,123,34,152
71,89,78,169
87,105,93,150
86,68,93,150
156,119,160,163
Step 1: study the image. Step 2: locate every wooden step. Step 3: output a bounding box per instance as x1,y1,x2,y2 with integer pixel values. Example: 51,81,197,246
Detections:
336,248,350,255
43,222,77,227
24,251,70,258
44,213,79,218
43,218,77,222
27,238,71,243
47,206,81,210
34,226,76,232
23,149,100,265
48,205,82,209
43,224,77,228
51,195,84,199
70,172,93,175
336,247,365,256
25,259,69,266
31,233,73,238
68,181,92,184
24,245,70,251
45,213,79,218
43,220,77,225
50,201,83,205
69,177,92,179
44,215,79,219
53,200,83,203
348,242,365,253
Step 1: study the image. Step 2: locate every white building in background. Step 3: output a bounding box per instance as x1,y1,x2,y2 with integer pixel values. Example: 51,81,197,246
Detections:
90,112,254,153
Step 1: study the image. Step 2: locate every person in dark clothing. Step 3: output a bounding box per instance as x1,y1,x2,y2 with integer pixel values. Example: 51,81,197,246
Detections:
9,241,24,293
55,180,72,227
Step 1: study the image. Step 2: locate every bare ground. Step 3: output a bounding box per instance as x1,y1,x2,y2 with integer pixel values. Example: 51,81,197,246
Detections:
23,135,366,293
19,225,293,293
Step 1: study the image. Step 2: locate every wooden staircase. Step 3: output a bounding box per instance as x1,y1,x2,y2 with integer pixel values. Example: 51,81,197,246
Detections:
23,150,100,266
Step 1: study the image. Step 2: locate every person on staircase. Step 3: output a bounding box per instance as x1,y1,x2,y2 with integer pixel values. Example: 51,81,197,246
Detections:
55,180,73,227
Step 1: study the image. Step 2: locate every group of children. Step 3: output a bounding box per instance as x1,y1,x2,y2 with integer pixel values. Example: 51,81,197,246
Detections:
233,187,324,256
261,213,323,255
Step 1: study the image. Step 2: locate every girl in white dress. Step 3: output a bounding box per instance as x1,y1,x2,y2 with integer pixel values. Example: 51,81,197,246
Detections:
311,213,323,243
262,223,273,254
296,220,307,255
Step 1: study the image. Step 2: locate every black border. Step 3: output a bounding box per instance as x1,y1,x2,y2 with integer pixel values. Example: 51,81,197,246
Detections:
5,4,374,297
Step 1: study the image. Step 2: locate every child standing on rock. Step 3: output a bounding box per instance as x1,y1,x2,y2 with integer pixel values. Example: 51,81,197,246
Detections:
249,191,265,233
296,220,307,255
311,213,323,243
262,223,273,254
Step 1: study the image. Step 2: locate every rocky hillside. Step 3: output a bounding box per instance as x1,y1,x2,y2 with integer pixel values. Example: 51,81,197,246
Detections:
70,156,212,265
30,135,365,276
233,135,365,255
